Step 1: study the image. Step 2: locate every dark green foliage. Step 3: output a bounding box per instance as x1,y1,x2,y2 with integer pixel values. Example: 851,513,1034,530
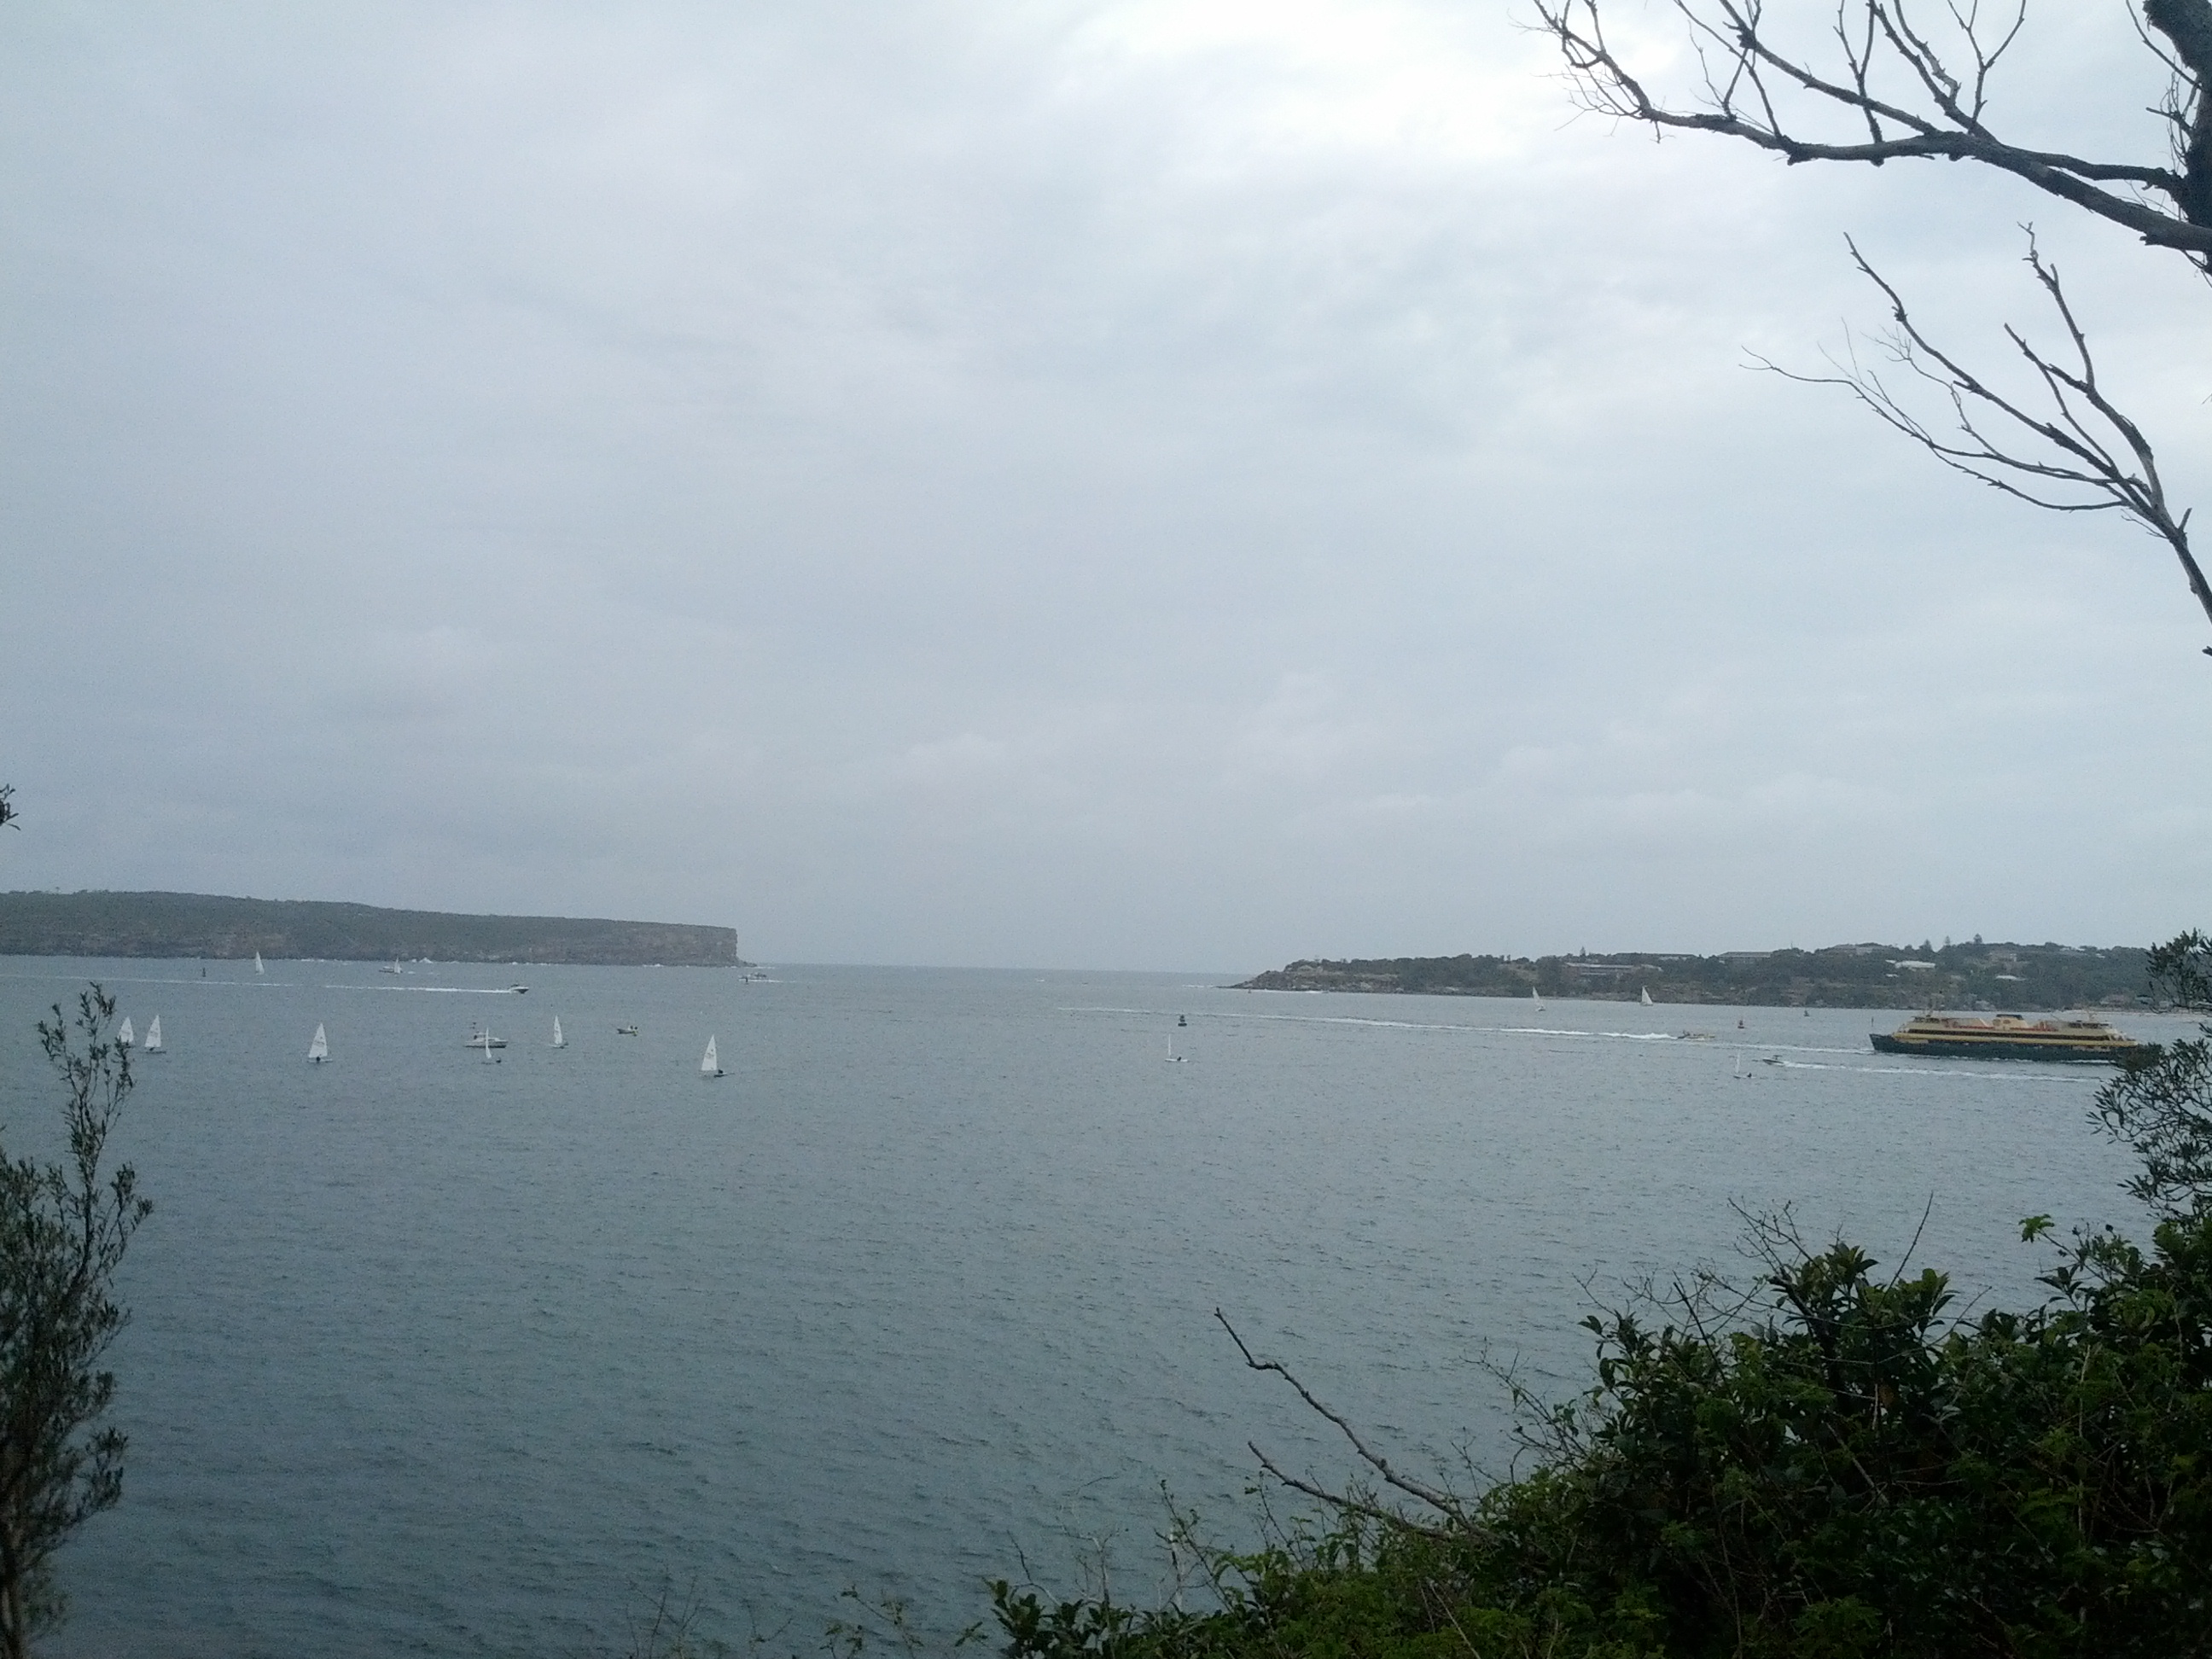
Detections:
0,987,151,1658
2097,929,2212,1217
1517,1217,2212,1656
998,1214,2212,1659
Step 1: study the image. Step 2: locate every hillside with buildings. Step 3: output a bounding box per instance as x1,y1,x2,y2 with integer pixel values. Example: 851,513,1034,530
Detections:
1233,940,2157,1011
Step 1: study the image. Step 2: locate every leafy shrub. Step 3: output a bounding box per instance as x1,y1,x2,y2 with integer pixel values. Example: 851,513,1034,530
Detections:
998,1210,2212,1658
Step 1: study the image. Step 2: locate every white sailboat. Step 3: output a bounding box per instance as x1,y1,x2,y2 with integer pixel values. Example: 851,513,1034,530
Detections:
481,1028,496,1063
551,1017,565,1049
1532,986,1544,1012
307,1024,329,1063
1166,1025,1185,1062
701,1036,723,1079
1640,987,1653,1006
255,952,265,975
143,1016,163,1053
118,1017,135,1048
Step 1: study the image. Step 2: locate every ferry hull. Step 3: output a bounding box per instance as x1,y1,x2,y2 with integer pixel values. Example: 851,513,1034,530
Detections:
1870,1033,2151,1064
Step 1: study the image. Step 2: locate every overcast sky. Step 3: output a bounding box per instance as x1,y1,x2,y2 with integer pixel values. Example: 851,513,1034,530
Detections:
4,2,2209,970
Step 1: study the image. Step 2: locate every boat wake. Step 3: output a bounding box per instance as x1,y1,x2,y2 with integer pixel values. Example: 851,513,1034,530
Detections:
326,984,529,994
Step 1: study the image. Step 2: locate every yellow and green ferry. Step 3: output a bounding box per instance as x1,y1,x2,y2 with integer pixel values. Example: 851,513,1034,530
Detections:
1870,1013,2153,1064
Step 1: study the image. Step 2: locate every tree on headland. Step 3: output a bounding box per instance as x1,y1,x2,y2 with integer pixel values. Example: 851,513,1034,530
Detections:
1534,2,2212,643
0,987,150,1657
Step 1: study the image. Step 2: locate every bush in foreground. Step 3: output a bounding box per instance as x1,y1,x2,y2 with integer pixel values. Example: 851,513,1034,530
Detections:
996,1204,2212,1659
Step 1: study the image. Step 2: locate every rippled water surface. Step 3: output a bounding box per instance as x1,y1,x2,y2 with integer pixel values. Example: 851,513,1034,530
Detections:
0,959,2157,1656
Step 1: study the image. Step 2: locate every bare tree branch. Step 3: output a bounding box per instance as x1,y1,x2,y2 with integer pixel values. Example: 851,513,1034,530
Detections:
1534,2,2212,269
1214,1308,1465,1528
1753,231,2212,643
1534,6,2212,649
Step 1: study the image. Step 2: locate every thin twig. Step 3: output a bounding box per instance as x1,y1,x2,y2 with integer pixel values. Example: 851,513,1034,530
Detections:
1750,231,2212,645
1215,1308,1464,1522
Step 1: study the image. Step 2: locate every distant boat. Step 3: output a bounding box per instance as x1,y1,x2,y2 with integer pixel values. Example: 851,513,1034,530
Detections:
615,1024,639,1036
701,1036,723,1078
118,1017,135,1048
467,1023,507,1051
1733,1054,1750,1080
1640,987,1653,1006
1177,1014,1188,1027
380,960,402,975
143,1016,163,1053
307,1024,329,1064
1166,1025,1186,1063
482,1029,496,1064
551,1017,566,1049
510,985,529,995
255,952,265,975
1532,986,1544,1012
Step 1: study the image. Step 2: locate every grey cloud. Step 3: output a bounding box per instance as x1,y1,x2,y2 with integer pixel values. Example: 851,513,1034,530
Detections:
3,1,2209,969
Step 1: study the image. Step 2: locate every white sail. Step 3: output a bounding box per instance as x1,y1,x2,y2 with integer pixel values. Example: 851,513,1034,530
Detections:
1640,987,1653,1006
551,1017,565,1049
307,1024,328,1062
255,952,265,974
1532,986,1544,1010
144,1016,162,1052
701,1036,721,1076
482,1027,496,1062
118,1017,134,1047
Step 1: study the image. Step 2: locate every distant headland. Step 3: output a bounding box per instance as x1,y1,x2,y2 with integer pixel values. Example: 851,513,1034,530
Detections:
1233,940,2157,1013
0,890,741,968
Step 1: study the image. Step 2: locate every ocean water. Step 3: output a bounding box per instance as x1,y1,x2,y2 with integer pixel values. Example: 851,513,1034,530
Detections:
0,959,2159,1657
